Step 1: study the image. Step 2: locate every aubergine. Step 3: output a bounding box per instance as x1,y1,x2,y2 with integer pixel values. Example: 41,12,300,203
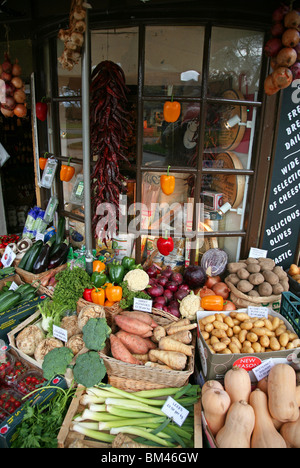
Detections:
32,240,53,274
48,239,69,269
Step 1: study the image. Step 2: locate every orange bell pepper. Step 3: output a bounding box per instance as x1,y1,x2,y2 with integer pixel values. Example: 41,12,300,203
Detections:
163,99,181,123
39,153,48,170
105,285,122,303
93,260,106,273
91,287,105,306
104,300,115,307
60,157,75,182
200,295,224,311
160,165,175,195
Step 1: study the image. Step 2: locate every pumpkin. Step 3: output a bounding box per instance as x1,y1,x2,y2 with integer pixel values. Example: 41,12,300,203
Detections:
250,389,287,449
224,366,251,404
280,414,300,448
268,364,299,423
202,388,231,436
216,400,255,449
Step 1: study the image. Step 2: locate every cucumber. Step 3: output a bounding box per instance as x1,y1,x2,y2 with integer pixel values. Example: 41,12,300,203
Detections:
18,245,35,270
0,291,21,313
23,240,44,272
17,284,37,297
55,217,66,246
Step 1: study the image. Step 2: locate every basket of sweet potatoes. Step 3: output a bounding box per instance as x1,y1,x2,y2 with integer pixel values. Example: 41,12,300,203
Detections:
99,308,196,389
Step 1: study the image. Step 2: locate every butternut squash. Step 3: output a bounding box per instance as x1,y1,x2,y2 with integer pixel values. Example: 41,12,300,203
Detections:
224,366,251,403
250,389,287,448
268,364,299,423
202,380,224,395
256,376,268,394
216,400,255,448
202,388,231,436
280,414,300,448
296,386,300,407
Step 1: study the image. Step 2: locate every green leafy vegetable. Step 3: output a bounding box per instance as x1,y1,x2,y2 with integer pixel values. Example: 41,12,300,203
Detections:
42,347,74,380
82,317,111,351
119,280,151,309
38,298,70,336
52,266,92,311
73,351,107,388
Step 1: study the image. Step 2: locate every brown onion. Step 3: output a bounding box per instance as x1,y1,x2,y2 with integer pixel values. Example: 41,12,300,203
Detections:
205,275,221,288
0,71,12,82
271,67,293,89
284,10,300,30
5,81,15,96
13,103,27,118
282,28,300,48
199,286,215,298
11,76,23,89
211,282,230,299
2,55,12,74
264,75,280,95
14,89,26,104
222,301,236,311
0,105,14,117
276,47,297,67
12,59,22,77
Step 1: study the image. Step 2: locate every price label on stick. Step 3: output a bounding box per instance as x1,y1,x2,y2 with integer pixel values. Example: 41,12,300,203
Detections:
53,325,68,343
248,306,269,319
162,396,189,427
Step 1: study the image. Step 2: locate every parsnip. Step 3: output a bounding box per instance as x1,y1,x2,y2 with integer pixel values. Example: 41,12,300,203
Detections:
166,329,192,344
149,349,187,370
158,336,193,356
145,362,173,370
167,323,197,335
152,326,166,343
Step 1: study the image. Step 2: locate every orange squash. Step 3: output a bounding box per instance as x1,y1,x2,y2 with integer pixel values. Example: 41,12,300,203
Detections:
216,400,255,448
250,389,287,449
202,388,231,436
268,364,299,423
280,414,300,448
224,366,251,404
202,380,224,395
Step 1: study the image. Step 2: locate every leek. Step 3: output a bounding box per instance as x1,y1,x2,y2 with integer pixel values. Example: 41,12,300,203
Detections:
98,416,165,430
105,398,165,416
72,424,115,443
109,426,175,447
106,405,158,419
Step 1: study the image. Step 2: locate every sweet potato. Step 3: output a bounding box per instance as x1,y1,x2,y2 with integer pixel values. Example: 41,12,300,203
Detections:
119,311,158,328
114,315,153,336
110,334,142,365
116,330,150,355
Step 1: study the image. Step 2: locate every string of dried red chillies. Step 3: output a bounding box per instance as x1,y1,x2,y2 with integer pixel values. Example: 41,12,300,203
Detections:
90,60,132,240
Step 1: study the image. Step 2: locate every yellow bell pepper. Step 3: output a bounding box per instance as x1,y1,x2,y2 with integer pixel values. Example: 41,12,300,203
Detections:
105,285,122,303
93,260,106,273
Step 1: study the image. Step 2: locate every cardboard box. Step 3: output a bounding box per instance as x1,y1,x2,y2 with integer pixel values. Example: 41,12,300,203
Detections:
0,347,68,448
197,308,300,382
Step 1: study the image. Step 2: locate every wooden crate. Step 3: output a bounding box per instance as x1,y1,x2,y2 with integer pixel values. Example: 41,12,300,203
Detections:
57,385,203,449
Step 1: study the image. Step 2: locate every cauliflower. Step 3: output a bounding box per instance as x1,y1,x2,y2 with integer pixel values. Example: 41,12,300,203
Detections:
179,292,203,320
123,269,149,292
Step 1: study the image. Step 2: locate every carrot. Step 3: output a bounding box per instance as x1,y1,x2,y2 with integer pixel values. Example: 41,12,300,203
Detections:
158,336,194,356
120,311,158,328
110,334,142,365
116,330,150,355
149,349,187,370
167,330,193,344
167,323,197,336
114,315,153,336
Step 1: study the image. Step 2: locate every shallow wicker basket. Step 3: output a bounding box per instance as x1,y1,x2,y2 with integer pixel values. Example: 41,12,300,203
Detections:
15,263,67,285
77,298,122,327
99,308,195,389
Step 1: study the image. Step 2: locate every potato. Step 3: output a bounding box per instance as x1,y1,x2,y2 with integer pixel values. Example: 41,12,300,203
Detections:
221,348,232,354
231,336,242,349
237,268,250,280
258,282,273,296
272,266,288,280
226,273,240,285
264,319,273,330
262,270,279,285
246,263,261,273
235,312,250,322
233,325,241,335
275,325,287,337
229,343,241,354
271,316,280,331
247,332,259,343
238,329,248,344
279,279,289,292
248,289,260,297
248,273,265,285
240,321,253,331
260,335,270,348
241,346,255,353
252,342,262,353
224,316,235,328
269,336,280,351
201,315,216,326
227,262,247,273
252,327,267,337
258,258,276,270
212,342,227,353
237,280,254,293
211,329,227,339
279,332,289,348
272,283,284,295
213,321,228,331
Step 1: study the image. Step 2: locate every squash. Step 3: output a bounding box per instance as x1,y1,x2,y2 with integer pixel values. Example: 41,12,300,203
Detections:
256,376,268,394
224,366,251,403
202,388,231,436
202,380,224,395
216,400,255,448
268,364,299,423
250,389,287,448
296,386,300,407
280,414,300,448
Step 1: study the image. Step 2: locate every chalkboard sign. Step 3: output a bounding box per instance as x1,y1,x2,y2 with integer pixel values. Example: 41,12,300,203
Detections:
262,81,300,270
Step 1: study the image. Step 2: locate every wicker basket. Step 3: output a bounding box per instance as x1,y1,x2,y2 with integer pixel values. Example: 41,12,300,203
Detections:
15,263,67,285
108,375,170,392
99,308,196,389
77,298,122,327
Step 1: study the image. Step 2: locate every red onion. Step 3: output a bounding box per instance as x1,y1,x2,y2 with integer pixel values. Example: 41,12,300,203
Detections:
5,81,15,96
164,290,173,302
264,37,282,57
147,284,164,297
146,265,158,278
157,275,169,287
0,71,12,82
170,272,183,284
161,266,173,278
2,54,12,74
166,281,178,292
178,283,190,291
290,61,300,79
174,289,189,301
2,96,16,110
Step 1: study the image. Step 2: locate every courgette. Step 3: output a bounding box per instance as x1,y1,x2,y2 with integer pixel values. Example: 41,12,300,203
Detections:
18,245,34,270
18,291,37,303
55,216,66,246
0,291,21,313
17,284,37,297
23,240,44,272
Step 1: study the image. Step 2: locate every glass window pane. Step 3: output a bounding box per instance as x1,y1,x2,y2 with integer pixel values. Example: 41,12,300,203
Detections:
57,39,82,97
91,27,139,87
59,101,82,159
144,26,204,96
208,27,264,97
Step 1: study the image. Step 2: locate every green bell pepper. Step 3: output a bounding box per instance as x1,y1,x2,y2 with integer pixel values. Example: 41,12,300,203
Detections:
108,260,125,284
91,271,108,288
121,256,136,270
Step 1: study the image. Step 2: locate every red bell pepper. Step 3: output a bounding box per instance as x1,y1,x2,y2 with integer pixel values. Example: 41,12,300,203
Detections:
157,235,174,256
83,288,93,302
36,97,48,122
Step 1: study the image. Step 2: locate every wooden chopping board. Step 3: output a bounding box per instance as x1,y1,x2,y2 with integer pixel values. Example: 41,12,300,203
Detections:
211,151,245,209
219,89,247,151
